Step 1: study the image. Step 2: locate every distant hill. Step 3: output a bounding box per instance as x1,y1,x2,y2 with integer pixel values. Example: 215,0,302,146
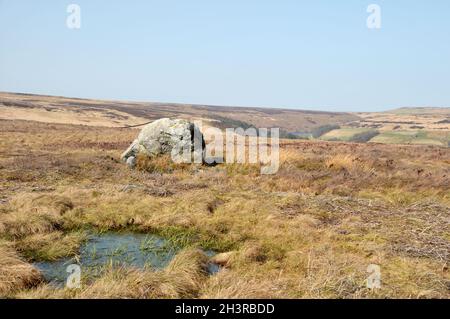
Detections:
329,107,450,147
0,92,359,134
2,92,448,146
386,107,450,115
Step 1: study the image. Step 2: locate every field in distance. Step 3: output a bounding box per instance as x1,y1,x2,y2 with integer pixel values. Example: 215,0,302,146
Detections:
320,108,450,146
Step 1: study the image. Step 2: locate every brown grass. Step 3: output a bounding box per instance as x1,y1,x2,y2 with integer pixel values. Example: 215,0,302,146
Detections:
1,119,449,299
0,194,73,238
136,153,192,174
0,242,42,296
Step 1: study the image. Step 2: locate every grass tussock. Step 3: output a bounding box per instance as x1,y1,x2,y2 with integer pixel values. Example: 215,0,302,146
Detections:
1,210,60,239
325,154,373,172
13,194,74,216
136,154,192,174
0,243,42,297
0,194,72,238
16,231,85,261
200,270,283,299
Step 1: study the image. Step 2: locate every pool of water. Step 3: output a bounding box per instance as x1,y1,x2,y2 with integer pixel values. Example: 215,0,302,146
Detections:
34,232,219,286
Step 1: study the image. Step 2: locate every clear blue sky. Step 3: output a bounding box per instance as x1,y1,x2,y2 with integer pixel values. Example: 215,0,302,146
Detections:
1,0,449,112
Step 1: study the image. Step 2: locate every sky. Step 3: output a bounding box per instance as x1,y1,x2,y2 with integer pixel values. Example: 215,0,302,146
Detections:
0,0,449,112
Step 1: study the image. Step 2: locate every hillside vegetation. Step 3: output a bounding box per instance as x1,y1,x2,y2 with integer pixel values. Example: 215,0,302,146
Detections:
0,92,358,133
0,119,448,298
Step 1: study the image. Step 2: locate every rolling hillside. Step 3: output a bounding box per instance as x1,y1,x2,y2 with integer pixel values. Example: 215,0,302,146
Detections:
1,92,448,146
0,92,358,135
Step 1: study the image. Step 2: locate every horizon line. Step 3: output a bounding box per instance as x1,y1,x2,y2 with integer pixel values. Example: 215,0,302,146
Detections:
1,90,449,114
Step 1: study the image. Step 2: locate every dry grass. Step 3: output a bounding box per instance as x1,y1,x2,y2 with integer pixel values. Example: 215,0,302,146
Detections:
200,270,283,299
136,153,193,174
1,119,449,299
357,110,450,132
325,154,373,172
16,231,85,261
0,194,72,238
0,242,42,296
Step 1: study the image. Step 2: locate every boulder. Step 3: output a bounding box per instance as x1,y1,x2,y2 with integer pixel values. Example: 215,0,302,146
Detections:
121,118,204,165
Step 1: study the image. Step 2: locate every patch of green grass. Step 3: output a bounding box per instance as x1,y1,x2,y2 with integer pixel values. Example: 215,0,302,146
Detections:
17,231,86,261
320,128,450,146
370,130,448,146
155,226,237,252
320,128,376,142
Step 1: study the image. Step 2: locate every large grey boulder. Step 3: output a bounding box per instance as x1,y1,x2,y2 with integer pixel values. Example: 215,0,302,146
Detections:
121,118,204,167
